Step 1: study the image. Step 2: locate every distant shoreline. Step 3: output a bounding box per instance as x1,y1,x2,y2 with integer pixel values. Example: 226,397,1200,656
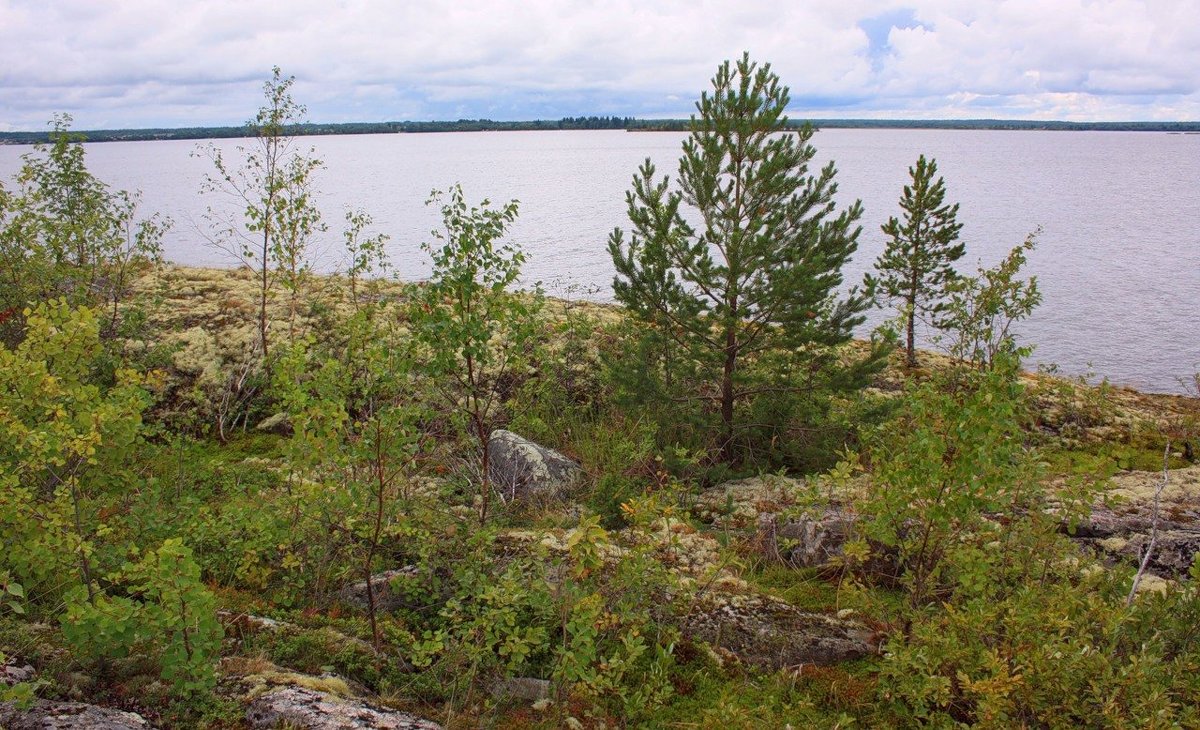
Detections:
3,117,1199,145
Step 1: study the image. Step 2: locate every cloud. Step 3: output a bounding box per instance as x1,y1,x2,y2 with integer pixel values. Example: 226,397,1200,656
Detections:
1,0,1197,129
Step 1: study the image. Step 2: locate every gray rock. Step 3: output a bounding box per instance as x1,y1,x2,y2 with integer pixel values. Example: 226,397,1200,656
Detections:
490,677,551,702
245,686,441,729
684,592,878,670
1067,499,1200,578
487,430,582,501
0,700,153,729
756,509,856,569
255,412,292,436
1,662,35,687
339,567,419,614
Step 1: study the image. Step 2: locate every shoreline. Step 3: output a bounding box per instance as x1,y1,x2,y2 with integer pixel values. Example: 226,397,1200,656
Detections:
141,263,1199,405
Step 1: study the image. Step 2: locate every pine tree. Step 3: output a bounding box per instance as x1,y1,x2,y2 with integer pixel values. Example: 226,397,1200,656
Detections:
872,155,966,368
608,54,881,464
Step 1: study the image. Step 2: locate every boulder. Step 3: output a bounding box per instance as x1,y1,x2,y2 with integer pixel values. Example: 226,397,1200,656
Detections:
0,700,153,730
684,592,879,670
255,412,292,436
1,662,35,687
755,509,856,569
487,430,582,501
246,686,441,729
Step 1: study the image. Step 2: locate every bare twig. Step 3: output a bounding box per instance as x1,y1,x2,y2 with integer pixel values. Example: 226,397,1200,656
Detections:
1127,441,1170,605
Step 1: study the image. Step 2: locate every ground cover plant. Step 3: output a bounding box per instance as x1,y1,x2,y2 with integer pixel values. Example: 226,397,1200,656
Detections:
1,59,1198,729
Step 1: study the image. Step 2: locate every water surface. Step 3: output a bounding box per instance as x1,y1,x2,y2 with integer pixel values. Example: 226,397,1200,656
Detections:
1,129,1196,393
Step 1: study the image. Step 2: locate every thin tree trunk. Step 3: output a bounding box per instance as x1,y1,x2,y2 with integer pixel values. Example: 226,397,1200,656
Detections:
365,420,386,649
68,473,96,605
907,266,919,368
260,225,269,360
720,322,737,463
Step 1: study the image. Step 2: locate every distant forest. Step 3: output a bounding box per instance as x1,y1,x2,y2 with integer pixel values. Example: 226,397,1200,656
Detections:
2,115,1199,144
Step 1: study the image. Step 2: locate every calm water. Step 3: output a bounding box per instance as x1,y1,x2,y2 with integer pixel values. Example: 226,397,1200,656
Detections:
1,129,1197,394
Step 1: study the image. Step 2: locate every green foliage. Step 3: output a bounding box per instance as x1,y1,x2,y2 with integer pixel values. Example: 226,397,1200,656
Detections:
608,54,884,465
341,208,390,308
870,154,965,368
938,231,1042,369
61,539,222,696
858,354,1047,608
198,67,324,358
874,534,1200,727
0,300,151,603
273,305,427,645
0,115,166,345
410,184,544,522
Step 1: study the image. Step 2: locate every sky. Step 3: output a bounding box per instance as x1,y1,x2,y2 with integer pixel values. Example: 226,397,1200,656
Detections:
1,0,1198,131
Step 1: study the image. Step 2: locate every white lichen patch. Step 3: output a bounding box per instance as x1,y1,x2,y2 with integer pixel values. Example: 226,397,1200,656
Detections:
692,475,810,527
1105,466,1200,505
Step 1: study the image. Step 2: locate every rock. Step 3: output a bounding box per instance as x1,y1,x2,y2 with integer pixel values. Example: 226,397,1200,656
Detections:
683,592,879,670
692,475,808,527
220,613,412,675
490,677,551,702
245,686,441,729
0,700,154,729
1,662,35,686
755,509,856,569
1067,466,1200,577
487,430,582,501
255,412,292,435
339,567,420,613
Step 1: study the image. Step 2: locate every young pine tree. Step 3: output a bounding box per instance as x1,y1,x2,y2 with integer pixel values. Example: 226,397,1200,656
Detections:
609,54,880,464
872,154,965,368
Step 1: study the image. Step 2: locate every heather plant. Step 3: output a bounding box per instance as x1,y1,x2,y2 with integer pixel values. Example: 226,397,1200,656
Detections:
873,518,1200,727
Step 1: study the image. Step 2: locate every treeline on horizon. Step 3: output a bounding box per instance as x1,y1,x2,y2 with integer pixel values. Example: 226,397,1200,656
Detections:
3,115,1199,144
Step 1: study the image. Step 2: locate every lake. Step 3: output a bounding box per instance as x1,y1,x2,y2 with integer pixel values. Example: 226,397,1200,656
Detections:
1,129,1197,394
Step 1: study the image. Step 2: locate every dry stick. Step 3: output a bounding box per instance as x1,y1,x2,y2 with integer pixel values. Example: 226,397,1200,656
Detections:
1127,442,1170,606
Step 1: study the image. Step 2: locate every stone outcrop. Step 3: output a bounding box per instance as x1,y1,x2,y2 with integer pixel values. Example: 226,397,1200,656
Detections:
754,509,857,569
1063,465,1200,577
692,475,810,527
0,700,154,730
245,686,441,729
702,469,1200,580
684,592,878,670
1,662,35,687
487,430,582,501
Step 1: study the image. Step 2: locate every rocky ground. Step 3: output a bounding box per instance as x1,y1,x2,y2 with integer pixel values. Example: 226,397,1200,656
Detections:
4,265,1196,727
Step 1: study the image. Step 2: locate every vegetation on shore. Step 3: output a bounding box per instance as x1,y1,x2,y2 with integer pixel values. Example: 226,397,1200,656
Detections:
1,59,1198,729
4,118,1199,146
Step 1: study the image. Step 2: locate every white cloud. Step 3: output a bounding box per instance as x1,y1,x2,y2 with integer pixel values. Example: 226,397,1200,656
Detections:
1,0,1197,128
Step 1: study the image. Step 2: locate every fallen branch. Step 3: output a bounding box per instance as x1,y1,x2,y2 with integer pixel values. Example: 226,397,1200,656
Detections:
1127,441,1169,605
